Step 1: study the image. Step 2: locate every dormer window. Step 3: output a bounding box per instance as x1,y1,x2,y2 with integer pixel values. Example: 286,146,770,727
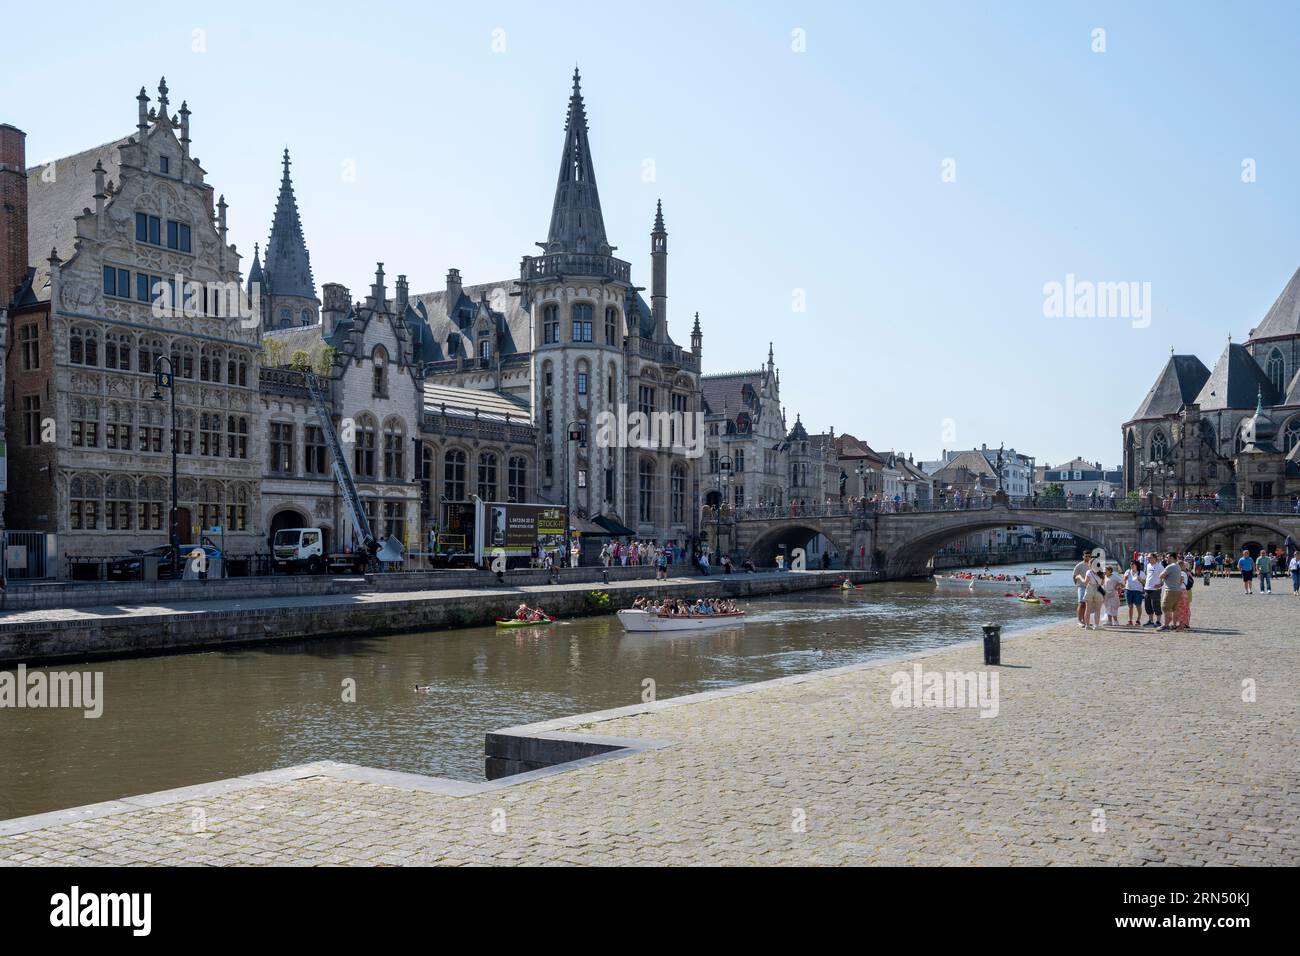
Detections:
478,338,492,361
373,348,389,397
159,156,170,174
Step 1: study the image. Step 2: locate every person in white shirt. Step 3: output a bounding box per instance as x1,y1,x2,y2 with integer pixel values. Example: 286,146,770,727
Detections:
1123,560,1145,626
1201,551,1213,586
1289,551,1300,595
1072,550,1092,627
1142,553,1165,627
1083,564,1105,629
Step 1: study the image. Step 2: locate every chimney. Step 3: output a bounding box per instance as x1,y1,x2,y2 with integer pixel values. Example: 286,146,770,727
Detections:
367,262,386,310
445,268,462,316
0,124,29,310
322,282,349,336
395,274,409,314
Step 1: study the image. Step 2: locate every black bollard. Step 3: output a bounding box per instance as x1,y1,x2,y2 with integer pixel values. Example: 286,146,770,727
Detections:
981,623,1002,666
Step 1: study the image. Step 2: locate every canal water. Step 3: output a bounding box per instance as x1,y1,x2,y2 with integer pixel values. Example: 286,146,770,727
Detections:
0,561,1078,820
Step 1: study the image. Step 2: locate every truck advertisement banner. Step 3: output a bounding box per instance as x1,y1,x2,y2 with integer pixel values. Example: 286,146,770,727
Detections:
485,503,567,556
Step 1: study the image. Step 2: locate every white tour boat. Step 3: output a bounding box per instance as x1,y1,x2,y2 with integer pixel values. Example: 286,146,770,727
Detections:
616,609,746,633
933,574,1023,592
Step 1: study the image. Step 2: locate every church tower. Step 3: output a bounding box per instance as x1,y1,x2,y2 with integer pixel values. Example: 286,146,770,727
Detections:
517,69,632,530
651,199,667,342
259,148,319,329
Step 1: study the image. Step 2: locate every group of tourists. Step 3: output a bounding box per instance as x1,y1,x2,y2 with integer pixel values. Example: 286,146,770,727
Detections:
1235,548,1300,595
631,596,740,617
599,541,676,579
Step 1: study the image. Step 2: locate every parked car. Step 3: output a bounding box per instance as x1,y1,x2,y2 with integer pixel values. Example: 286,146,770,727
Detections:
106,544,224,581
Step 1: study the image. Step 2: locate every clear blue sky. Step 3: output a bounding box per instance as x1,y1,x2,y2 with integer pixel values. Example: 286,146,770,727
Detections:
6,0,1300,468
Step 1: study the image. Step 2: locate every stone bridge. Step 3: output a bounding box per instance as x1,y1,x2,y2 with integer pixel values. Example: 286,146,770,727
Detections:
730,504,1300,579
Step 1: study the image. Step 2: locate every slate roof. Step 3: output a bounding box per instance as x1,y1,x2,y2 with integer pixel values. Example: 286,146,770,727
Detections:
1249,264,1300,341
1193,343,1282,410
1129,355,1211,422
423,382,530,422
26,136,129,299
932,450,997,482
545,69,608,255
1284,367,1300,407
262,149,316,300
834,432,885,464
405,279,532,364
701,371,764,417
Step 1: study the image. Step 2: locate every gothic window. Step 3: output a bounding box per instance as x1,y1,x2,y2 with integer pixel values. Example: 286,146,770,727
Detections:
102,266,129,299
383,501,405,540
478,337,492,361
383,418,405,481
1283,417,1300,454
638,385,655,417
227,484,249,531
135,212,161,246
105,477,133,531
604,307,619,346
71,399,99,447
478,452,498,501
165,220,192,253
444,449,467,500
225,416,248,459
105,402,133,450
577,371,588,396
354,414,377,478
22,396,41,446
671,465,686,524
571,304,593,342
200,413,222,457
735,450,746,473
305,426,328,475
1267,349,1286,395
176,409,193,455
270,422,295,475
372,347,388,397
70,326,98,366
638,458,656,523
69,475,100,530
105,332,132,371
171,343,194,379
139,337,164,374
508,457,528,502
198,482,222,531
201,347,225,383
138,477,165,530
301,309,313,325
1149,430,1168,462
543,304,559,344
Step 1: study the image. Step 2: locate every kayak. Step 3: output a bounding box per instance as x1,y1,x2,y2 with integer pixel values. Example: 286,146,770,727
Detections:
495,617,555,628
838,583,863,591
1004,593,1052,605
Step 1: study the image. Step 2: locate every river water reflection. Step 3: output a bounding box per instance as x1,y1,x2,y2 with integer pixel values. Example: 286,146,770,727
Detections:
0,561,1075,820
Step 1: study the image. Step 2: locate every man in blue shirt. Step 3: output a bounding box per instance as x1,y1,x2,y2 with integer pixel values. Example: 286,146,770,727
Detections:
1237,550,1255,595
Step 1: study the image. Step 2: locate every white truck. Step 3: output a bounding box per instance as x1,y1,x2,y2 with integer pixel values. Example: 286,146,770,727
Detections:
271,527,371,575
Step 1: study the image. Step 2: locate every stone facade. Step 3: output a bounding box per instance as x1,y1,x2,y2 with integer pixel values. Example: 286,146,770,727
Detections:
3,79,262,570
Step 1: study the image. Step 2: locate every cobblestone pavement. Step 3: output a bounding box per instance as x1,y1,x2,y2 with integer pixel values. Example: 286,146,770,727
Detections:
1,581,1296,865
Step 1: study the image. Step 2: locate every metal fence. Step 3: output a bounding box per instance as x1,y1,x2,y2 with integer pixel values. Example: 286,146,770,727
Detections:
1,531,57,579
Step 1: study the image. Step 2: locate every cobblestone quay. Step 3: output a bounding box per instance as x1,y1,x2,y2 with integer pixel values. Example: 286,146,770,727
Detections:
1,581,1295,865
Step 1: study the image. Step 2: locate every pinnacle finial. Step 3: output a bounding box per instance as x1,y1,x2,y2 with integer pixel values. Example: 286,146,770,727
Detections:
653,198,665,233
1256,386,1265,416
692,311,701,334
157,77,169,113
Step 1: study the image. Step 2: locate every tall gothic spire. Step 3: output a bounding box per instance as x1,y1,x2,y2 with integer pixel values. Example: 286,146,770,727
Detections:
263,148,316,299
545,68,608,254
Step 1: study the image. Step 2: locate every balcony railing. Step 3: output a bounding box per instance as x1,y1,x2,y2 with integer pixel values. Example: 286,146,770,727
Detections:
717,494,1300,520
259,366,311,397
520,252,631,284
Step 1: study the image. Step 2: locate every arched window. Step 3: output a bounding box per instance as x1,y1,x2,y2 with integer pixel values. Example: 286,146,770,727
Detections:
1267,348,1286,395
671,465,686,524
478,452,498,501
105,477,133,530
372,347,388,397
1283,417,1300,454
105,331,132,371
201,347,224,383
638,458,656,523
139,337,164,374
227,351,249,387
71,326,99,366
444,449,467,500
543,304,559,344
605,306,620,346
172,343,194,378
198,482,223,531
301,308,313,326
383,417,405,480
508,456,528,502
1149,430,1168,462
576,359,589,398
69,475,100,530
354,414,377,477
138,477,165,530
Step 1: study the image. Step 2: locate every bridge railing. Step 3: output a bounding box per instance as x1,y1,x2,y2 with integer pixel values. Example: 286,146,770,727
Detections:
726,495,1300,520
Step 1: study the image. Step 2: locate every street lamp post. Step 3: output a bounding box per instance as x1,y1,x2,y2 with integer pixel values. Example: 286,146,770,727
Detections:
151,356,180,573
564,420,584,567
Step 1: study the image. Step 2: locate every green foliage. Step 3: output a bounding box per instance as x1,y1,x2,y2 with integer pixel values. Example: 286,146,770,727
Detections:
585,590,611,611
1040,482,1066,498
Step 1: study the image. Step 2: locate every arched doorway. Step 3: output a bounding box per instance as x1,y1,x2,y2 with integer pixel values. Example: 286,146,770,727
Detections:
268,508,308,546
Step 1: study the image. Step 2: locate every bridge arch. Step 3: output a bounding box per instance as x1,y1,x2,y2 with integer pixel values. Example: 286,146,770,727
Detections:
880,509,1128,578
1171,516,1298,555
745,521,848,568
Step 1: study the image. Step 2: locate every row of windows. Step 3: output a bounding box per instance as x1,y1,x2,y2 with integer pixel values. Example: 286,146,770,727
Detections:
101,267,237,317
64,400,250,459
637,461,689,524
1146,416,1300,461
134,212,192,252
430,449,530,503
542,303,621,346
67,476,252,532
68,326,251,384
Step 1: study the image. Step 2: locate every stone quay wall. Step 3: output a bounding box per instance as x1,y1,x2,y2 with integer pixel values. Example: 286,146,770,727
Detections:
0,569,861,667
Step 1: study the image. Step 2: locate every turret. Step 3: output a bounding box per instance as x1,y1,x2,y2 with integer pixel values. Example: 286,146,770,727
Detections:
651,199,667,341
690,311,702,357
